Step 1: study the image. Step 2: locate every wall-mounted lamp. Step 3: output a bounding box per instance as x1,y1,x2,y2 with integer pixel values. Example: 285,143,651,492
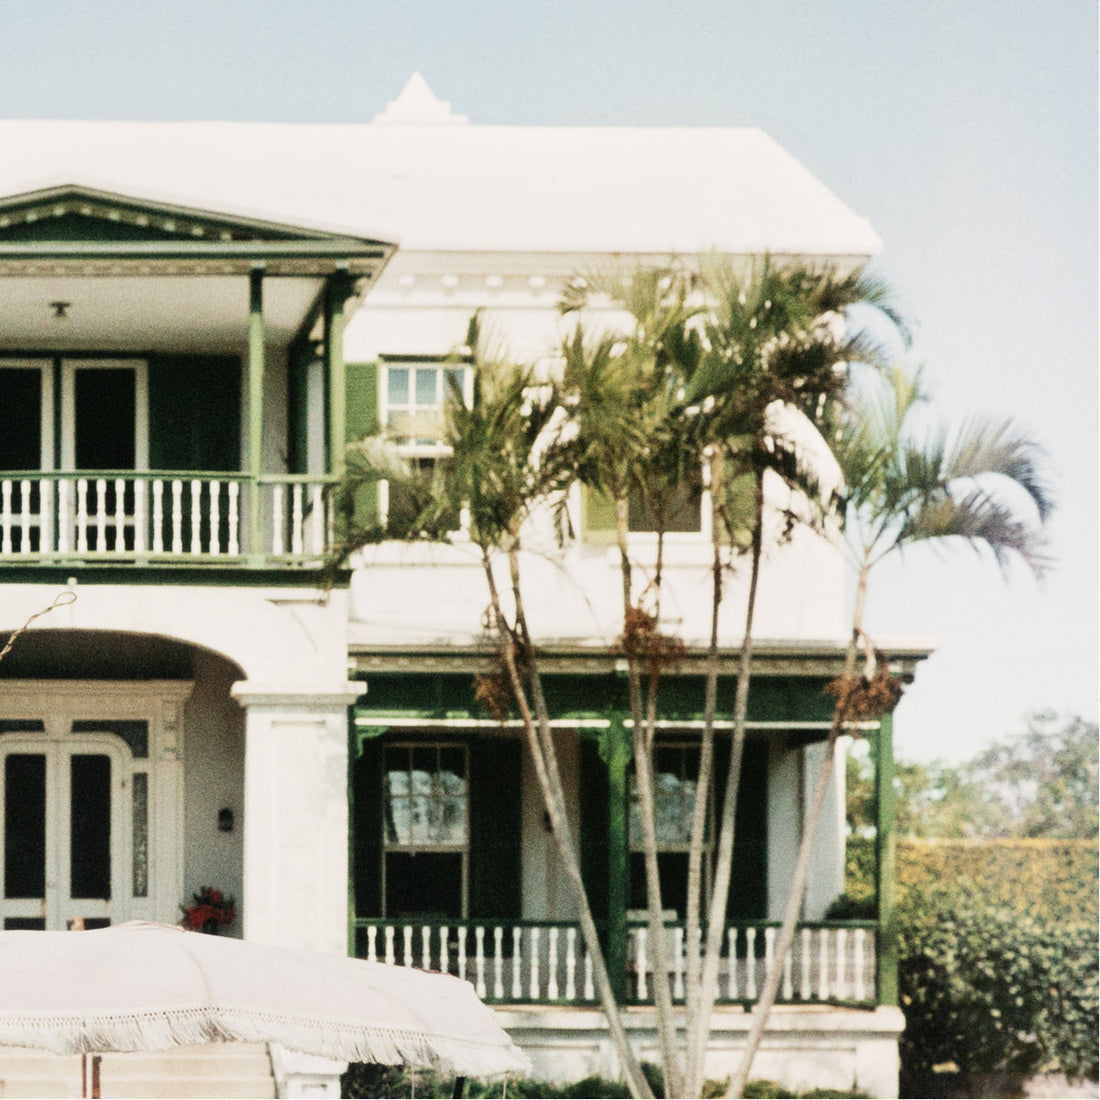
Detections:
50,300,71,319
218,807,234,833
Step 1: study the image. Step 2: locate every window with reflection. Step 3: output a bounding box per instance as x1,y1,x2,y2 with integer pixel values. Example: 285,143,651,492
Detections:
382,744,468,918
629,743,712,918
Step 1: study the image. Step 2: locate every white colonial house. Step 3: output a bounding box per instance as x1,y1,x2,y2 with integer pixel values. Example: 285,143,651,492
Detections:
0,77,927,1098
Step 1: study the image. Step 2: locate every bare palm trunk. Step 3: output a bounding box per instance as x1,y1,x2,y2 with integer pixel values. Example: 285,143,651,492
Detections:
614,497,682,1097
688,468,765,1087
682,454,724,1099
725,551,871,1098
481,543,654,1100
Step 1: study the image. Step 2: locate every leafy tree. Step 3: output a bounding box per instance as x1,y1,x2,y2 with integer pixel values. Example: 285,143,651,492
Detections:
726,365,1055,1097
847,712,1099,841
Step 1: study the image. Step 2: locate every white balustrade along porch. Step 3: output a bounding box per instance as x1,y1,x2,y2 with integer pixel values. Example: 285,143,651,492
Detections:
0,473,335,565
354,920,879,1007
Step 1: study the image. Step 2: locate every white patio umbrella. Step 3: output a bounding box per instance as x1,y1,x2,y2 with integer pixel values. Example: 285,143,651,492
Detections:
0,922,530,1084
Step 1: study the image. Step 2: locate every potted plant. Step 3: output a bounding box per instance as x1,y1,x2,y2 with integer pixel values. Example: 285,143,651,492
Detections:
181,886,236,933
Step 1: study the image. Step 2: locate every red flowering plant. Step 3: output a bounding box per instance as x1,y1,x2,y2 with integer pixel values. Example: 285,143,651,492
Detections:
181,886,236,933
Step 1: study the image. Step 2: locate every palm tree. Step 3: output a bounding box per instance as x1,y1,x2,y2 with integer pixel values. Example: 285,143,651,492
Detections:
338,320,656,1100
677,258,904,1098
560,266,702,1095
724,365,1054,1098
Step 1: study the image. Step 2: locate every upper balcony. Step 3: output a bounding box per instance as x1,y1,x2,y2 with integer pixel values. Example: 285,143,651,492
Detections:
0,184,395,577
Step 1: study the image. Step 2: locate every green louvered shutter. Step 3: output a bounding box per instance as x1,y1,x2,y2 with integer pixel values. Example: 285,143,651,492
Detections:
579,738,610,920
345,361,380,527
352,736,384,918
148,355,241,471
468,738,522,919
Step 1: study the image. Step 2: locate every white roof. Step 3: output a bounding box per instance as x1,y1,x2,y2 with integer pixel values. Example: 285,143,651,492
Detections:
0,80,881,259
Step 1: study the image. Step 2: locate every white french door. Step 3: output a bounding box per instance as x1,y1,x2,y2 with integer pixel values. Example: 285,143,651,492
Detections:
0,734,129,931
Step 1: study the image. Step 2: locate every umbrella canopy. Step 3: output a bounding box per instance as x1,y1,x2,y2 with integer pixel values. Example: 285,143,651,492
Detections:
0,922,530,1080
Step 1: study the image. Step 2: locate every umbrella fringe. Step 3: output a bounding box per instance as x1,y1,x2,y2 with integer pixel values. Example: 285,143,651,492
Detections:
0,1008,528,1079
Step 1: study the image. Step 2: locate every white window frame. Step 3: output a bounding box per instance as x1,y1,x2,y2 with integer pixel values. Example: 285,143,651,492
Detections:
60,358,149,472
380,741,470,918
378,358,471,531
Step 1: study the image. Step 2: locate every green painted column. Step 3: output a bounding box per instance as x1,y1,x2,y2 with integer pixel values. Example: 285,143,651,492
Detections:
874,714,898,1005
248,267,265,557
603,714,632,1004
323,274,350,478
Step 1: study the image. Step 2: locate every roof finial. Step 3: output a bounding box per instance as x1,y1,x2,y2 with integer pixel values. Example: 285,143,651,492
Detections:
373,73,469,125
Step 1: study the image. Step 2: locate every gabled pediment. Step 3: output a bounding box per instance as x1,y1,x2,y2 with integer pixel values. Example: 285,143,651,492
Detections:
0,184,364,245
0,184,394,279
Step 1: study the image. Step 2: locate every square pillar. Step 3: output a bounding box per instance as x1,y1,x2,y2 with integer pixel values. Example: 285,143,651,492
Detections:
232,683,363,955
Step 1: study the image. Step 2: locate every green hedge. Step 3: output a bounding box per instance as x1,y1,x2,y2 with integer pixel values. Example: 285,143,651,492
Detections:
844,837,1099,1090
846,837,1099,924
898,898,1099,1094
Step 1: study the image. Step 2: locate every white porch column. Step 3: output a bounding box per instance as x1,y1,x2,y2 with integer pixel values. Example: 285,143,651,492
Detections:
231,682,363,955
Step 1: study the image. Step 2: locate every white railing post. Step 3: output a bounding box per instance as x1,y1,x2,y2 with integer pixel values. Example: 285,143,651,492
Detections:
366,926,377,963
190,480,202,554
401,926,413,967
727,927,739,1000
134,479,146,554
817,927,830,1001
152,480,164,553
1,481,11,554
745,927,758,1001
76,479,88,553
836,927,848,1001
170,480,183,553
853,927,867,1001
528,926,540,1000
565,927,577,1001
493,926,504,1000
583,950,594,1001
421,925,432,971
309,482,324,554
209,481,221,554
511,928,522,1000
384,925,395,966
457,926,468,982
634,927,648,1000
547,927,559,1000
800,927,812,1000
114,478,126,552
94,478,107,551
440,926,449,975
58,479,71,553
474,927,486,997
227,481,240,555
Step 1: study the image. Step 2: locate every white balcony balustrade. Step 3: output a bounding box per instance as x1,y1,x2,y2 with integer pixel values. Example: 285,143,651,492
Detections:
0,473,336,566
353,919,878,1006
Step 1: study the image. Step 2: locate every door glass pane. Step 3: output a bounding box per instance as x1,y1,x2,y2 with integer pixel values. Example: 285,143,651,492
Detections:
70,754,111,899
75,368,135,469
131,772,148,897
4,754,46,899
0,368,42,470
4,917,46,930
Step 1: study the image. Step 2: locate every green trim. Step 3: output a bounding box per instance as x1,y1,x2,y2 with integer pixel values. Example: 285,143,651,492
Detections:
0,184,392,248
604,715,631,1004
874,715,898,1006
0,565,351,587
324,275,352,478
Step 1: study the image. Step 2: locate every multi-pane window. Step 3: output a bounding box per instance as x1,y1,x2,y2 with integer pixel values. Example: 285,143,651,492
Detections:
382,744,468,918
383,362,467,448
380,362,468,531
629,743,712,917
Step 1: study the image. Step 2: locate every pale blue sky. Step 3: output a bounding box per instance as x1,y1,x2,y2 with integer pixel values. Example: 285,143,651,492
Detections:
1,0,1095,761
